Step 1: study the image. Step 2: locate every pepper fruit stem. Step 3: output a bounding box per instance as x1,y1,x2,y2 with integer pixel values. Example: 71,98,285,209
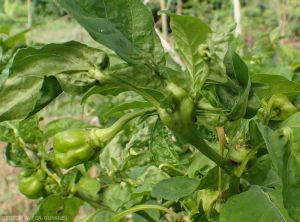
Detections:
90,109,152,147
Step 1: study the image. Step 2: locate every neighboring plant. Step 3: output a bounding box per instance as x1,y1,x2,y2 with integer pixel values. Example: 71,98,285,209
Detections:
0,0,300,221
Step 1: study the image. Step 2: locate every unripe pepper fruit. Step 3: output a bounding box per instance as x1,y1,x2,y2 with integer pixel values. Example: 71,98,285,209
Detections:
53,110,148,169
269,94,297,120
18,169,46,199
53,129,98,169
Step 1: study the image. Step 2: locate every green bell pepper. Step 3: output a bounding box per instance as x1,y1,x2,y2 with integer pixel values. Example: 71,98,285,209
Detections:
18,169,45,199
53,109,149,169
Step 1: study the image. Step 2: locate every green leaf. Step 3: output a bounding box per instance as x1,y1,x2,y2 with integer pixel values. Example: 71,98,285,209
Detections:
57,0,165,66
79,209,117,222
103,183,133,212
0,41,106,122
151,176,200,201
220,186,294,222
150,119,179,165
217,45,251,120
29,195,82,222
93,211,116,222
100,138,127,175
5,143,33,167
169,14,211,91
61,169,81,193
244,155,281,188
258,124,300,221
78,209,102,222
132,166,169,196
56,72,95,95
199,166,228,190
81,85,126,104
18,115,43,144
252,74,300,99
187,152,215,178
44,117,93,139
279,112,300,128
105,100,152,117
108,64,166,102
27,76,62,117
76,177,101,199
1,27,29,53
0,123,15,142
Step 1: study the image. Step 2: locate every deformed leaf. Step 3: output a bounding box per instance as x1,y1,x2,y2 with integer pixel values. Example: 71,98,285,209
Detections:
57,0,165,66
0,124,15,142
217,45,251,120
5,143,33,167
151,176,200,201
29,195,82,222
81,85,126,103
220,186,293,222
18,115,43,144
169,14,211,91
150,119,179,165
108,63,166,102
252,74,300,100
27,76,62,117
258,123,300,221
0,41,105,122
103,183,134,211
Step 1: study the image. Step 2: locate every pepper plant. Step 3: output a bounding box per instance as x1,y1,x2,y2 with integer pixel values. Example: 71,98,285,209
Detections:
0,0,300,221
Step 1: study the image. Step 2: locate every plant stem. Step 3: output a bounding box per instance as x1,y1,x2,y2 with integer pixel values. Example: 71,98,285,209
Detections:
182,129,235,174
41,159,61,186
107,205,180,222
92,109,153,146
158,83,236,175
228,175,240,196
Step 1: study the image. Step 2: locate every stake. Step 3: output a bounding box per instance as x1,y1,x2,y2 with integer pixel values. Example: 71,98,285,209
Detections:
160,0,168,40
216,126,225,200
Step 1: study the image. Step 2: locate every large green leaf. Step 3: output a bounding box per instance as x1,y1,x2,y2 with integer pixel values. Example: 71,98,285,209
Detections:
29,196,82,222
103,183,137,212
150,119,179,165
107,63,167,102
217,45,251,120
0,41,105,121
220,186,294,222
244,155,281,188
259,121,300,221
57,0,165,66
132,166,169,196
0,123,15,142
169,14,211,91
5,143,33,167
27,76,62,117
0,27,29,53
81,85,126,103
187,152,215,178
252,74,300,99
18,115,43,144
151,176,200,201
